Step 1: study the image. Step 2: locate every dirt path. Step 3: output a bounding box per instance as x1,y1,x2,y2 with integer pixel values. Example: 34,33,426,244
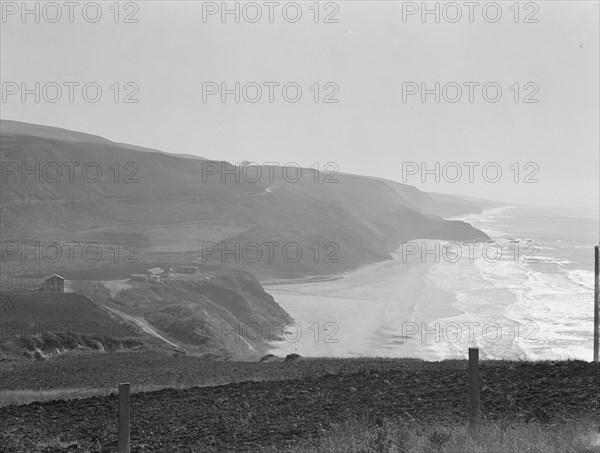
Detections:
103,305,182,350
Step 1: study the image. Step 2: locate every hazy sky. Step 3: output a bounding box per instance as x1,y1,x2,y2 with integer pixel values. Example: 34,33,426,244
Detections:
1,1,599,209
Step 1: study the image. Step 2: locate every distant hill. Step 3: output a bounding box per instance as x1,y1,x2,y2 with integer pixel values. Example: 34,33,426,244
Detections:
0,120,491,279
115,142,207,161
428,192,502,215
1,119,206,160
0,120,113,145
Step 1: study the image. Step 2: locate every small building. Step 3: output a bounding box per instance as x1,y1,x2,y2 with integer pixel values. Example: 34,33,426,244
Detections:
130,274,148,282
147,267,165,284
40,274,64,293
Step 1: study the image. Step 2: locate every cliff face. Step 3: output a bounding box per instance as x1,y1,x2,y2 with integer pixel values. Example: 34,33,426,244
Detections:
111,270,293,358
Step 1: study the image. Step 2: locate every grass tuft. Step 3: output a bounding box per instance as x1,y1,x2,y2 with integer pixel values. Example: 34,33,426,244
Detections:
278,416,600,453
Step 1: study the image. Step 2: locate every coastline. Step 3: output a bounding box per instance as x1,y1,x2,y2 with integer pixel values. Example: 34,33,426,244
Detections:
263,207,515,360
261,274,345,287
265,249,463,360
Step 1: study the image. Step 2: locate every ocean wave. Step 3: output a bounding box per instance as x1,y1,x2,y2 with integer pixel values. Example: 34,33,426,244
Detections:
424,233,595,361
566,269,595,291
533,256,573,265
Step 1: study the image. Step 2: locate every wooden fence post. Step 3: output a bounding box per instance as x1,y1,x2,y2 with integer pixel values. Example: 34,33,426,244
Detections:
468,347,480,424
119,382,130,453
594,245,599,363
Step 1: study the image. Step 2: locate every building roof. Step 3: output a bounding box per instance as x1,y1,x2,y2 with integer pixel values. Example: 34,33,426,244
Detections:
147,267,164,275
42,274,64,281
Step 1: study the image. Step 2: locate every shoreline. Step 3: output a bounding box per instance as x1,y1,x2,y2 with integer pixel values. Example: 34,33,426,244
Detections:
261,274,345,287
261,206,510,289
265,248,465,360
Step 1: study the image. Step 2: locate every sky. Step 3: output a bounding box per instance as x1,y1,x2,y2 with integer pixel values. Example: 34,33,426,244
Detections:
1,1,599,209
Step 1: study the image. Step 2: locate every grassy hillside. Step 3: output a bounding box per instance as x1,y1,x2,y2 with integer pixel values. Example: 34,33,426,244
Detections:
0,291,143,359
106,270,292,358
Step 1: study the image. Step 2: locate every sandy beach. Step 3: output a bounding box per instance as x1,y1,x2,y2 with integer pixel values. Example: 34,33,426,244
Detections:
265,250,462,359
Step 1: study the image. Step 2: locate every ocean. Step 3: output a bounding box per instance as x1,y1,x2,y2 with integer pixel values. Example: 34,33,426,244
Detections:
427,206,599,361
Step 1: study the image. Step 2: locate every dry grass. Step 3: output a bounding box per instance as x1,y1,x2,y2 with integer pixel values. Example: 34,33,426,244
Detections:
280,417,600,453
0,387,115,407
0,376,271,407
0,382,191,407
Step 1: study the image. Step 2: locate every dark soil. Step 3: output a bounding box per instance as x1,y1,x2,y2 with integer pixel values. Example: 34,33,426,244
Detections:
1,360,598,452
0,352,429,391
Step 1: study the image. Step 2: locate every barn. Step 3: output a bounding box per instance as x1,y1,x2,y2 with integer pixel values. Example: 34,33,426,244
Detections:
40,274,65,293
